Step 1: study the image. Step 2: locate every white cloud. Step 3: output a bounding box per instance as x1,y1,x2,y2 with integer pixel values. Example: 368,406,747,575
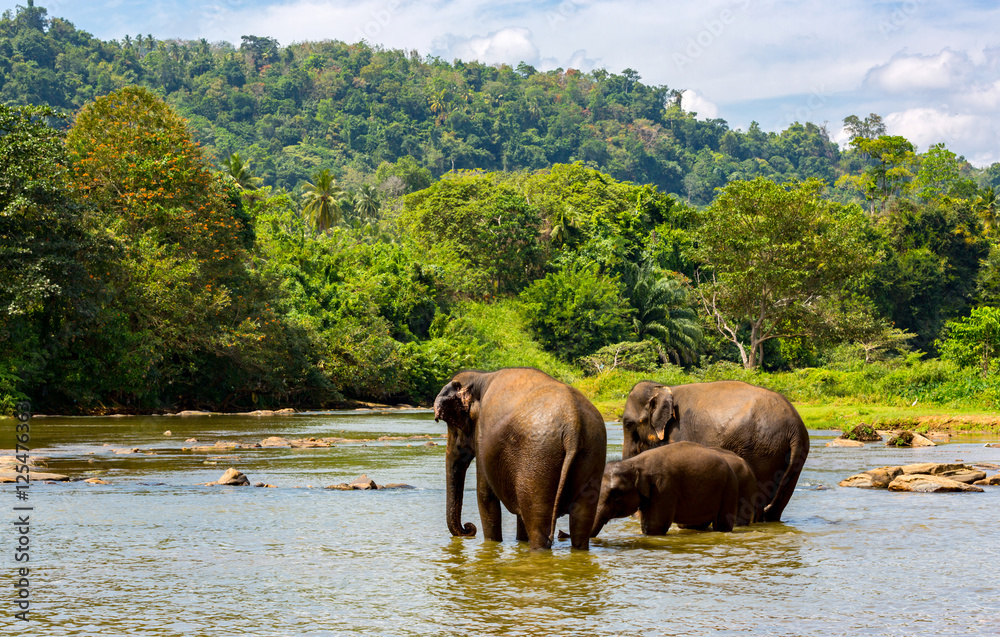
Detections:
436,27,539,66
681,89,719,120
865,50,972,93
885,108,997,164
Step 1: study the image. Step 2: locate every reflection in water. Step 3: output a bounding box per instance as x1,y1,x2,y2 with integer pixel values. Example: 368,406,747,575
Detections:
24,416,1000,635
433,538,607,636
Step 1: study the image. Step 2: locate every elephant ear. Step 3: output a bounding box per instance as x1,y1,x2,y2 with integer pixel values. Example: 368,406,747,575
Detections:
647,386,675,442
434,381,469,429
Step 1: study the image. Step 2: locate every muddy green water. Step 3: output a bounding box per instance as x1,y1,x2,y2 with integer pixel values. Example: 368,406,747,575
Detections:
8,412,1000,636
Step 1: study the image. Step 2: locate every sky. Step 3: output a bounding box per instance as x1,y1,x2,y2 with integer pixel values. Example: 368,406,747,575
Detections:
8,0,1000,166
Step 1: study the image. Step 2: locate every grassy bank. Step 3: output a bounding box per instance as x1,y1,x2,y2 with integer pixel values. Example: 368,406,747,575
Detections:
571,362,1000,435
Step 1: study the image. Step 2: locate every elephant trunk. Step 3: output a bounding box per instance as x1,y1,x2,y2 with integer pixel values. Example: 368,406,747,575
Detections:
446,448,477,537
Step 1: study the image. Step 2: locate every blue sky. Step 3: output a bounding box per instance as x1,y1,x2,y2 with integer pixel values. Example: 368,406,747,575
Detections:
8,0,1000,166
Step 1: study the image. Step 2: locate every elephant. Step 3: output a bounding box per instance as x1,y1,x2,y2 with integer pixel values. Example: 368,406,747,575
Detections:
621,380,809,522
433,367,608,550
591,441,739,537
679,448,757,529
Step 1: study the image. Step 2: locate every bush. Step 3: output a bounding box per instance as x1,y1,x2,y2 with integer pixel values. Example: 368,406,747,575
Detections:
520,262,631,362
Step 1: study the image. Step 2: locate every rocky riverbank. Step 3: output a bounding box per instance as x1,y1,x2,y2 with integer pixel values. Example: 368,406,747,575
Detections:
840,462,1000,492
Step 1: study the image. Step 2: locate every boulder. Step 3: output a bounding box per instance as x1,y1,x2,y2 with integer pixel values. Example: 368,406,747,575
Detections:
381,483,416,490
910,433,936,447
113,448,140,454
289,438,330,448
84,478,110,485
163,430,172,436
937,469,988,484
900,462,967,475
325,484,354,490
887,474,984,493
973,474,1000,486
839,466,903,489
349,474,378,490
885,431,935,447
0,470,69,482
210,467,250,486
840,424,882,442
986,443,1000,448
176,410,212,417
852,466,905,489
259,436,291,447
827,438,865,448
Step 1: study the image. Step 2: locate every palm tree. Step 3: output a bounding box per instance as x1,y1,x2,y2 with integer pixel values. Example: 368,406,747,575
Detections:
549,204,581,247
353,184,381,223
622,260,702,365
301,169,345,233
223,152,262,191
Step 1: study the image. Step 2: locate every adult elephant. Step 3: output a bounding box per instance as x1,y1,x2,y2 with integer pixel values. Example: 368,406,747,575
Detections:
621,380,809,522
433,368,607,550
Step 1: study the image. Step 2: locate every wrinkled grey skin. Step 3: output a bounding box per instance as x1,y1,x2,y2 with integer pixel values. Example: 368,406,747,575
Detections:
591,441,739,537
433,368,607,550
621,380,809,522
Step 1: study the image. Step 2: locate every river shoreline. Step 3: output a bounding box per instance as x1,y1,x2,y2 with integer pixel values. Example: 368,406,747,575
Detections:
7,404,1000,435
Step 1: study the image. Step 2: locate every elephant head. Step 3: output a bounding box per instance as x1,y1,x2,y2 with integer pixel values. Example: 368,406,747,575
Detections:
591,462,644,537
434,376,479,538
621,382,675,459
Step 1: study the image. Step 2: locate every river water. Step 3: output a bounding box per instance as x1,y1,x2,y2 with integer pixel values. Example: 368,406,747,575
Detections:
9,411,1000,636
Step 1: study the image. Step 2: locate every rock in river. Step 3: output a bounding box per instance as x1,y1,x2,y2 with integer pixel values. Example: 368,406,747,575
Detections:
827,438,865,448
203,467,250,486
839,466,903,489
974,474,1000,486
887,474,984,493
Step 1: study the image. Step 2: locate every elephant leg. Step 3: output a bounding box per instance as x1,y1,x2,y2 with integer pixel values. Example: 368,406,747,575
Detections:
477,473,503,542
639,502,674,535
762,473,799,522
566,474,600,550
516,515,528,542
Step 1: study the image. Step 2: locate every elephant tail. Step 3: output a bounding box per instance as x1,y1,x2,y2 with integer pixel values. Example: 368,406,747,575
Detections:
549,447,577,543
762,424,810,521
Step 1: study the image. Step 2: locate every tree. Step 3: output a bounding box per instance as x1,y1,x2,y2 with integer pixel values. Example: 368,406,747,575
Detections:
837,135,916,214
224,152,262,191
843,113,886,142
620,260,701,364
937,306,1000,374
914,143,975,201
693,178,874,369
973,187,998,237
301,168,346,232
520,262,631,361
400,171,543,295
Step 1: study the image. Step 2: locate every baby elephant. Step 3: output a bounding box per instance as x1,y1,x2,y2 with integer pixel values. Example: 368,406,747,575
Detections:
591,441,740,537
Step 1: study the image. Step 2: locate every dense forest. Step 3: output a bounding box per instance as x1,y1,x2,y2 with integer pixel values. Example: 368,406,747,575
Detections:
4,2,1000,415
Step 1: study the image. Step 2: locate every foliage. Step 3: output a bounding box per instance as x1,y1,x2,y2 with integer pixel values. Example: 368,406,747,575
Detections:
693,178,875,368
301,168,346,232
400,171,544,296
520,261,631,361
577,340,664,376
937,306,1000,374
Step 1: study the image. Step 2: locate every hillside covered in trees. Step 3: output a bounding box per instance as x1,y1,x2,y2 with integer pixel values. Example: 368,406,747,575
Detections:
5,2,1000,415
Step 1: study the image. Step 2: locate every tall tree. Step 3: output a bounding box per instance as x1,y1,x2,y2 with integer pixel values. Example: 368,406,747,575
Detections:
301,169,345,232
693,178,874,369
